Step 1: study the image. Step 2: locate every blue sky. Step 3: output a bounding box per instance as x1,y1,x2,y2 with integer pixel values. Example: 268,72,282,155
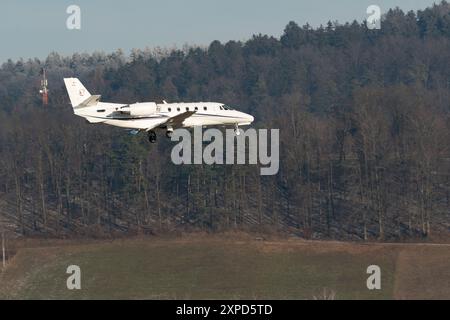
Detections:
0,0,440,62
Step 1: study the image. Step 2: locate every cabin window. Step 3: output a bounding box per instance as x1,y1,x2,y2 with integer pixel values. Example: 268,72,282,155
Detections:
97,109,105,113
168,107,172,112
186,107,189,111
177,107,180,112
195,107,198,111
203,106,207,111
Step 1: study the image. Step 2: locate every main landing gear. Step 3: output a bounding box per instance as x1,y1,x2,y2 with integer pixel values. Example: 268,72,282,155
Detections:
147,128,173,143
148,130,157,143
166,127,174,139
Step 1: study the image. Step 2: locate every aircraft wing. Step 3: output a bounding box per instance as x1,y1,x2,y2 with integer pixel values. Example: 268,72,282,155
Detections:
94,111,197,132
162,111,196,127
144,111,196,131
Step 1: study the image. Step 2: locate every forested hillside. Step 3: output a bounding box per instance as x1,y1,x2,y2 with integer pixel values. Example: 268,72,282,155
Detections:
1,2,450,241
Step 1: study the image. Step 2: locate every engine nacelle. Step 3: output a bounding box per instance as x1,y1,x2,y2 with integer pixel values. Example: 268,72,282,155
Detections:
121,102,158,116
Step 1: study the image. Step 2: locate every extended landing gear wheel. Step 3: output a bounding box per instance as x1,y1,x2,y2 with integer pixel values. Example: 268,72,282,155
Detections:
148,130,157,143
166,128,174,139
234,123,241,136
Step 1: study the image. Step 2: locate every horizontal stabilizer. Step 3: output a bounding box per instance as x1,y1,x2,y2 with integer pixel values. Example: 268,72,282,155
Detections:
76,95,101,108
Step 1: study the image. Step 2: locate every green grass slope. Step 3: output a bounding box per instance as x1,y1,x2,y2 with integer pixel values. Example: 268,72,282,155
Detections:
0,238,447,300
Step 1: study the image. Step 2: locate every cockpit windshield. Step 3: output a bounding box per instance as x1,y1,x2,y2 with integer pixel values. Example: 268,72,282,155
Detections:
221,105,234,110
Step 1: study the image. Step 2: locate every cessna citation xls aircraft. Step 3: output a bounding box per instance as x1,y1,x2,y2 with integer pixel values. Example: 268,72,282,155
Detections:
64,78,254,143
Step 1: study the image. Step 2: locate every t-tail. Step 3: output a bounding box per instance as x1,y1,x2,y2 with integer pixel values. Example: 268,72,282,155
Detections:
63,78,101,111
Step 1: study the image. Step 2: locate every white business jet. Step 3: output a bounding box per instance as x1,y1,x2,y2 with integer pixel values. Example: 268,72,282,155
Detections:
64,78,254,143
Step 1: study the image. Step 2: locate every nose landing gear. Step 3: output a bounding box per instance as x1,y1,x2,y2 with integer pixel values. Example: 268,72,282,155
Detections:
234,123,241,136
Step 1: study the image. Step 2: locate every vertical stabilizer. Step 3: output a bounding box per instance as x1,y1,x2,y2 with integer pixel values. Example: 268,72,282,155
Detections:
63,78,91,107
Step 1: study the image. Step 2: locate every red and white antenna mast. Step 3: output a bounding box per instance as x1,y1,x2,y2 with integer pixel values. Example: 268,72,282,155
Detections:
39,68,49,105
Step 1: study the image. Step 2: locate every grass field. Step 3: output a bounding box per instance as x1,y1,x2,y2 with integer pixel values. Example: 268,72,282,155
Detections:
0,236,449,299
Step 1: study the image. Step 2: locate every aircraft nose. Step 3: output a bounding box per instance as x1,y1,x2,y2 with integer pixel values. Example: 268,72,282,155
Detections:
238,111,254,123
